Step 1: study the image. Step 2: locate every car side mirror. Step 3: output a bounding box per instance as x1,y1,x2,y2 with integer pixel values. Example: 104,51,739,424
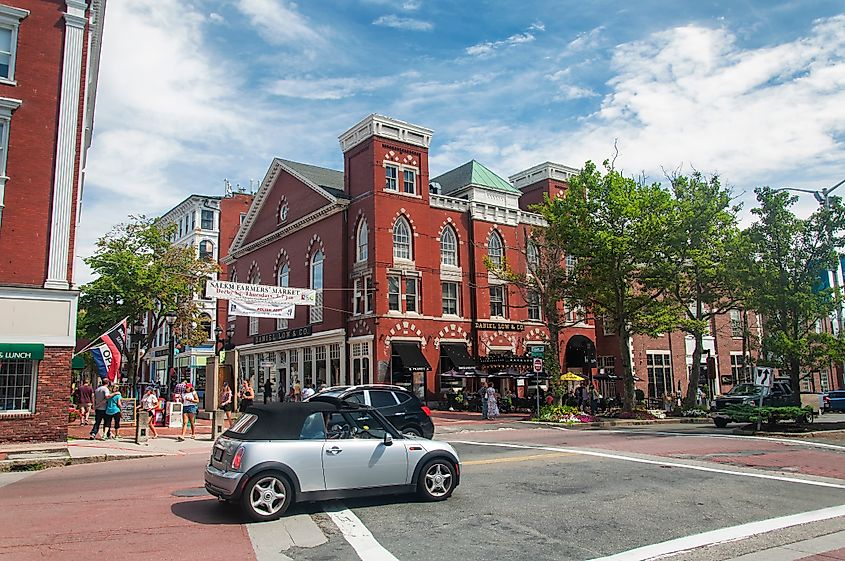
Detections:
383,433,393,447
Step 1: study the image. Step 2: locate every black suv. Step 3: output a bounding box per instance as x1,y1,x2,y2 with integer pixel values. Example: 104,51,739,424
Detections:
309,385,435,439
711,380,799,428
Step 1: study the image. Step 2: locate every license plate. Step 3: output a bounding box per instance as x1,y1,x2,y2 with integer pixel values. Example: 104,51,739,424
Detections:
213,448,224,462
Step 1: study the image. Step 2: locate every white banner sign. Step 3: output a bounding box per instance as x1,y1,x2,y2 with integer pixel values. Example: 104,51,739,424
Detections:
206,280,316,304
229,299,296,319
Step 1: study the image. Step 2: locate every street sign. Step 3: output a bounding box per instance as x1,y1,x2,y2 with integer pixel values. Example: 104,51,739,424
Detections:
529,345,544,358
533,358,543,373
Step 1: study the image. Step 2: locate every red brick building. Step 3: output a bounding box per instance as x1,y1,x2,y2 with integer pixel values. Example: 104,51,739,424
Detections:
0,0,106,442
223,115,597,401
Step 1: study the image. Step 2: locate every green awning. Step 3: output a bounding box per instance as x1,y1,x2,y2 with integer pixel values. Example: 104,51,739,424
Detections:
0,343,45,360
71,355,85,369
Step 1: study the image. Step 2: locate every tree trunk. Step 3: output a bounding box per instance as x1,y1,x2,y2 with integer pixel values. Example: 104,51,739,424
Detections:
684,332,703,408
618,324,634,411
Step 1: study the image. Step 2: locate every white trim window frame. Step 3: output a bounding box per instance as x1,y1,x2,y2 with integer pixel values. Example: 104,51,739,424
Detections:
487,231,504,267
441,281,459,316
0,98,20,229
403,169,416,194
0,356,37,413
489,285,507,318
0,5,28,85
388,274,401,312
364,276,374,314
385,164,398,191
440,226,458,267
353,277,363,316
356,219,368,262
393,217,412,261
730,309,742,338
527,290,541,321
310,250,324,324
276,262,289,330
404,277,419,313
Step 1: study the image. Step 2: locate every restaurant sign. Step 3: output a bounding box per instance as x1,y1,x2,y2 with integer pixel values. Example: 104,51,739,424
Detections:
253,325,313,345
0,343,45,360
473,321,524,332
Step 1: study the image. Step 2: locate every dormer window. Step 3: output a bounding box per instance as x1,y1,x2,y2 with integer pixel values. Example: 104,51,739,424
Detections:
385,165,398,191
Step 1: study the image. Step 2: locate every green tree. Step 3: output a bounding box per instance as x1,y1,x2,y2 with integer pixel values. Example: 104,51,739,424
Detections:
745,188,845,392
666,172,749,406
545,160,678,410
485,224,574,393
78,216,220,360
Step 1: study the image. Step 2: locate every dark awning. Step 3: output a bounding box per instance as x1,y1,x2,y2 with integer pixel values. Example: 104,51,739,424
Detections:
440,344,476,372
393,342,431,372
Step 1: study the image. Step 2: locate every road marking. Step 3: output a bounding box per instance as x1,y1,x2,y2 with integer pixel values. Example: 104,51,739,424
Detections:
585,505,845,561
462,452,573,466
553,426,845,452
449,440,845,490
324,502,399,561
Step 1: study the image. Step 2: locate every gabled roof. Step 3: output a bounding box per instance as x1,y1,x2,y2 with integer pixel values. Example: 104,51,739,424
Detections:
228,158,348,256
431,160,521,195
277,159,347,199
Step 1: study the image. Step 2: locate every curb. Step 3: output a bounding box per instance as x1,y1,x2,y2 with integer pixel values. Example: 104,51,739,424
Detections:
521,417,713,429
732,427,845,437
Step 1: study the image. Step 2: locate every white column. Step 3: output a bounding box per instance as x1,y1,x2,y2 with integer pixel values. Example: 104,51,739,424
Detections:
44,1,88,290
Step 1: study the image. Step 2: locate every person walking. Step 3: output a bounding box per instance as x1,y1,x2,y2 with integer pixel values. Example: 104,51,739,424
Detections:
89,378,110,439
219,381,234,428
178,383,199,441
76,378,94,426
293,379,302,402
103,383,122,439
478,381,489,419
140,387,159,439
240,380,255,411
263,378,273,404
486,384,500,419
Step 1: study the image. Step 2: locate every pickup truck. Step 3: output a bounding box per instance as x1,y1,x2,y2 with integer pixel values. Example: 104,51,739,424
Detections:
711,381,799,428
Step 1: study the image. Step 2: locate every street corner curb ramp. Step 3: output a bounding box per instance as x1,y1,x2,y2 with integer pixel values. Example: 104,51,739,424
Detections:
0,445,71,472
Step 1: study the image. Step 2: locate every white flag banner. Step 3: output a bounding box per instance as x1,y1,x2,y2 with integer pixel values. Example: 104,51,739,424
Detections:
206,280,316,304
229,299,296,319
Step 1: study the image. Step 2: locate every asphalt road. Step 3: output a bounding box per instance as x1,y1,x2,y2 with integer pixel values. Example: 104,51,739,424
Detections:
1,422,844,561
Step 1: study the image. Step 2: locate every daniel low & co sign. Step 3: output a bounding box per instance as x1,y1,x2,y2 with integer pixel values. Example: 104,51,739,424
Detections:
0,344,45,360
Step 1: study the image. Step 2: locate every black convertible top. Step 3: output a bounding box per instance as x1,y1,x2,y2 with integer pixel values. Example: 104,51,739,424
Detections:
223,398,362,441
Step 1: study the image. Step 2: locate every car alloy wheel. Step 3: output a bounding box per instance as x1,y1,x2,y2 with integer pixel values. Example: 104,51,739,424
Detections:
419,460,455,501
243,473,291,521
402,427,422,438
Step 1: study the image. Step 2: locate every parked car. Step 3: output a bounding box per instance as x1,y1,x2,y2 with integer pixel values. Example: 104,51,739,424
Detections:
309,384,435,439
825,390,845,412
204,398,460,521
711,380,799,428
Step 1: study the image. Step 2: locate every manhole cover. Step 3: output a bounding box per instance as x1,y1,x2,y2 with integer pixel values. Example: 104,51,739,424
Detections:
171,487,211,497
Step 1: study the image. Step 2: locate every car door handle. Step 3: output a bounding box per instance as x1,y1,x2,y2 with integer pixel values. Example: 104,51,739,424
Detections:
394,412,406,416
326,447,342,455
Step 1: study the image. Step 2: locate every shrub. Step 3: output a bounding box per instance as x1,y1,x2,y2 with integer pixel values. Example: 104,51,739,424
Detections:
610,409,658,420
534,404,597,423
723,404,813,424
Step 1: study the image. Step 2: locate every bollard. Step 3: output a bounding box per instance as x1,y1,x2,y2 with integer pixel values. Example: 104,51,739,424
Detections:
211,410,225,440
135,410,149,444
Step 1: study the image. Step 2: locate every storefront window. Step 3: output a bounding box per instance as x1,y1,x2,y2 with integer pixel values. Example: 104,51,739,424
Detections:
316,345,327,387
646,352,672,399
304,347,313,386
289,349,299,385
0,358,36,413
330,343,341,386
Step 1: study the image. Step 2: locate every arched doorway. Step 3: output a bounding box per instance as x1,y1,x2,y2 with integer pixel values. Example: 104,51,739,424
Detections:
564,335,596,374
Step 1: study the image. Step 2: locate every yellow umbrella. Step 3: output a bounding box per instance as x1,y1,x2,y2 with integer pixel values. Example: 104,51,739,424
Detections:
560,372,585,381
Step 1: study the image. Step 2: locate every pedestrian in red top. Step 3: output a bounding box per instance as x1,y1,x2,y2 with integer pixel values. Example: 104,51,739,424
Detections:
76,378,94,426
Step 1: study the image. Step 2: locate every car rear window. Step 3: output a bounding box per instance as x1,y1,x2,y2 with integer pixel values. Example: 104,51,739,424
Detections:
394,392,412,404
230,413,257,433
369,390,398,408
830,391,845,398
344,391,365,405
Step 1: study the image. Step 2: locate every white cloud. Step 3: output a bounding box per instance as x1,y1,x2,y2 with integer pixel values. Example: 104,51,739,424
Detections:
236,0,324,47
566,25,604,53
465,24,543,57
402,0,422,10
267,76,395,99
373,15,433,31
208,12,224,24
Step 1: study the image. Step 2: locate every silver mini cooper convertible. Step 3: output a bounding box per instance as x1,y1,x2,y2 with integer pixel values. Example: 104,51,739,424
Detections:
205,396,461,521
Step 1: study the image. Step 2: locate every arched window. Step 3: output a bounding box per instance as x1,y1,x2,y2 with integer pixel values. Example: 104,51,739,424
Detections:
310,250,324,323
199,240,214,260
393,217,412,260
440,226,457,266
198,313,212,340
357,219,368,262
488,231,504,267
527,242,539,271
277,262,290,329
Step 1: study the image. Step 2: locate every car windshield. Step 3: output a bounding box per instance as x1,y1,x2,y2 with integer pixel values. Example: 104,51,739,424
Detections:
726,384,764,397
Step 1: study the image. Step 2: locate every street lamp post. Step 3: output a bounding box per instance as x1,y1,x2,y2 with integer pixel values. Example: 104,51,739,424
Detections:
775,179,845,386
214,325,235,356
165,312,177,398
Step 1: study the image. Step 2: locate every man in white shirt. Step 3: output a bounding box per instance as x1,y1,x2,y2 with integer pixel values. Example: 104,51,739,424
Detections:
301,384,316,400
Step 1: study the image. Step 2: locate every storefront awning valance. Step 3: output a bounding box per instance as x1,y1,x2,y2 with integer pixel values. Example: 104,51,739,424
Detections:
477,354,534,369
393,342,431,372
440,344,476,372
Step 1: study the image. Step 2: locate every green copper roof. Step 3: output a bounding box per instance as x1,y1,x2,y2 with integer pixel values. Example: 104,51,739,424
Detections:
432,160,521,195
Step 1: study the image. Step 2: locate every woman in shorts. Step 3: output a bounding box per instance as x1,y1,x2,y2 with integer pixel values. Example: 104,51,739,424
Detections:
219,381,234,428
178,383,199,441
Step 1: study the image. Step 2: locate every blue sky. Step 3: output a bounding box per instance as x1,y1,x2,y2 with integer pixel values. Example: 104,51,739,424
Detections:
76,0,845,282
